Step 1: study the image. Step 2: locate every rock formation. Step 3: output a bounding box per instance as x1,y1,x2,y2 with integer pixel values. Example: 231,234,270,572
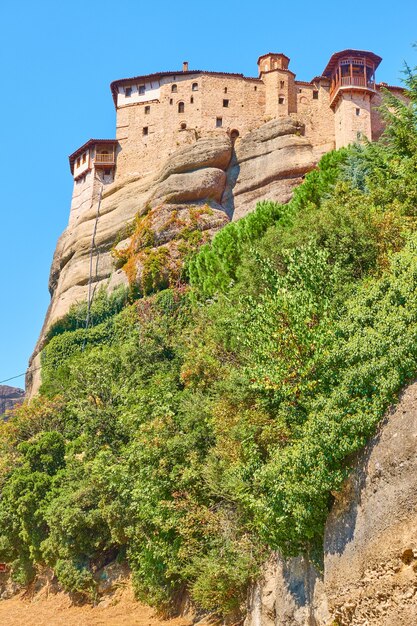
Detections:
245,380,417,626
0,385,24,417
27,118,318,395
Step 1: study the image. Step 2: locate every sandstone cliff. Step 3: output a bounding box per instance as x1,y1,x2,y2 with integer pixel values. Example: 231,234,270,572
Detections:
27,118,319,395
0,385,24,417
245,380,417,626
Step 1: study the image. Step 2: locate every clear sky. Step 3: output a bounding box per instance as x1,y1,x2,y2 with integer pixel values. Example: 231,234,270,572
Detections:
0,0,416,389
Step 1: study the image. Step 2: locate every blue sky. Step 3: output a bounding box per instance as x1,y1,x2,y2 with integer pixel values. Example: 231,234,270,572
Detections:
0,0,416,389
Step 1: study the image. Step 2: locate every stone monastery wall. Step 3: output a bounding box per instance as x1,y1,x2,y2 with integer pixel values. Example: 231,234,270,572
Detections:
66,50,404,234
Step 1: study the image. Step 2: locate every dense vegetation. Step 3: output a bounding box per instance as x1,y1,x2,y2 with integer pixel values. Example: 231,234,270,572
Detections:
1,65,416,619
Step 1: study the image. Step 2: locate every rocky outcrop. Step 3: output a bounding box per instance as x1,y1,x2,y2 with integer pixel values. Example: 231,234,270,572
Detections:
245,380,417,626
0,385,24,417
27,119,317,396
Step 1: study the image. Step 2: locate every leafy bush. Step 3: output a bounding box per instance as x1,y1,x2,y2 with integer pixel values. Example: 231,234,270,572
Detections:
1,65,417,620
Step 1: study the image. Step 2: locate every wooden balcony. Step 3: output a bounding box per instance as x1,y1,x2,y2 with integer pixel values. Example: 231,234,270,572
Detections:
330,76,376,103
94,152,115,166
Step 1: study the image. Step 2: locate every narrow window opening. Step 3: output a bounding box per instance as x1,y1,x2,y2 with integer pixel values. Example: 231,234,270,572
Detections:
254,86,257,91
223,99,229,107
313,90,319,100
192,82,198,91
145,105,150,114
171,84,177,93
356,108,360,116
224,87,228,93
280,80,285,88
138,85,145,95
143,126,148,136
76,157,81,168
125,87,132,97
82,153,86,164
190,96,194,103
169,98,173,105
178,101,185,113
216,117,222,127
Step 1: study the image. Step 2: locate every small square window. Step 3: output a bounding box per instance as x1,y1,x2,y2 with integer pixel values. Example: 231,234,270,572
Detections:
125,87,132,97
138,85,145,95
356,108,360,116
216,117,222,127
278,96,285,104
143,126,148,136
145,105,150,114
313,90,319,100
223,99,229,108
104,169,111,176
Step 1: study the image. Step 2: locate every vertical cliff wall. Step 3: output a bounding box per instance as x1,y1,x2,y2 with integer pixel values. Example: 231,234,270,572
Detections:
245,380,417,626
27,118,319,396
0,385,24,417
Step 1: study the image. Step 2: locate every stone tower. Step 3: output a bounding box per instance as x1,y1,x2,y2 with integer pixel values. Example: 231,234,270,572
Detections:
322,50,382,149
258,53,297,119
68,139,118,228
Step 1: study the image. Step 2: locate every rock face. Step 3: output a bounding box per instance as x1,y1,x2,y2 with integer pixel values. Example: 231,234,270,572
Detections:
245,380,417,626
0,385,24,417
27,118,318,396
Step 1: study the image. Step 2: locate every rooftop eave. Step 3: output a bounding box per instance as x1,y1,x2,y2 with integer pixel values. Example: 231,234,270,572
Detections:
69,139,118,174
257,52,290,64
323,49,382,78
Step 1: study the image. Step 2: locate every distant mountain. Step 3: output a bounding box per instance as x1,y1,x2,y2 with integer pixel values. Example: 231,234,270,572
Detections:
0,385,25,417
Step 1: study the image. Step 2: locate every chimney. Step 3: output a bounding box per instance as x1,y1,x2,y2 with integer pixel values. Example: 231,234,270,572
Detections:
183,61,189,72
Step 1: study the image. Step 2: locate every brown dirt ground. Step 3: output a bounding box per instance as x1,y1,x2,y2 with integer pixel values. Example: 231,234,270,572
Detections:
0,587,194,626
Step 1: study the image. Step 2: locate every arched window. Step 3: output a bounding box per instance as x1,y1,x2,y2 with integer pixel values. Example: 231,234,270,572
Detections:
171,84,177,93
192,82,198,91
230,129,239,141
178,101,185,113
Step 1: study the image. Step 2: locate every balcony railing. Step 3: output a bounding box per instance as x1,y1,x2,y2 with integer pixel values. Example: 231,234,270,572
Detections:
94,152,115,164
330,76,376,102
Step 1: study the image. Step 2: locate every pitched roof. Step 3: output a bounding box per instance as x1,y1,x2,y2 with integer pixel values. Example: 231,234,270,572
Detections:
322,50,382,77
257,52,290,64
69,139,118,174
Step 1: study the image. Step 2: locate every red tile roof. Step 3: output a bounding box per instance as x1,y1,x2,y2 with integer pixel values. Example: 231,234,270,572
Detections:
69,139,118,174
322,50,382,77
257,52,290,64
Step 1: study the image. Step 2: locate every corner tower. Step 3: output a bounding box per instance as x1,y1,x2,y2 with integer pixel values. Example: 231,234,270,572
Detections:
68,139,118,228
323,49,382,148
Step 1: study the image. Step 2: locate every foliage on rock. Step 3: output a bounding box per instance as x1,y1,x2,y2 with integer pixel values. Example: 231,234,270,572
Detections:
1,64,417,620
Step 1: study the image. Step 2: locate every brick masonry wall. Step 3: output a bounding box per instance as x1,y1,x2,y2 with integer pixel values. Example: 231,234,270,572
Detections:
295,80,335,151
114,73,265,182
82,63,405,190
334,91,372,149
